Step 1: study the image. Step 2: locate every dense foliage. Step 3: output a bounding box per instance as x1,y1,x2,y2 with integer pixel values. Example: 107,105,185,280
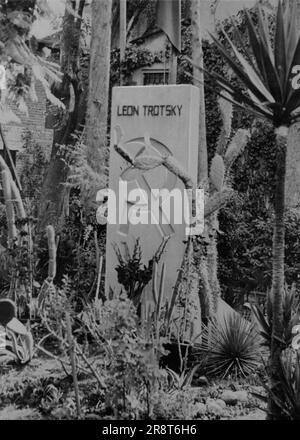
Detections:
179,10,300,302
0,0,64,121
79,5,300,305
219,123,300,299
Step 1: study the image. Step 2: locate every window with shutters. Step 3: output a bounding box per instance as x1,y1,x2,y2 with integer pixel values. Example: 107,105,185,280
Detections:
143,70,169,85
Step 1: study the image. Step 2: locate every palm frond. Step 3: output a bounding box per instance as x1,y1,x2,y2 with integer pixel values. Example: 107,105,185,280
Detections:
191,1,300,127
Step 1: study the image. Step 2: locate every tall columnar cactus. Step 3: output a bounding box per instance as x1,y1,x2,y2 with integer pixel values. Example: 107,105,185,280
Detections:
46,225,57,282
1,170,17,246
0,155,26,224
37,225,57,311
10,178,26,220
0,155,34,311
206,95,249,315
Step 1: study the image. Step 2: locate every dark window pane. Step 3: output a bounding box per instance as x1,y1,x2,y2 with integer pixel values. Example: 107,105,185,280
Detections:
143,71,169,85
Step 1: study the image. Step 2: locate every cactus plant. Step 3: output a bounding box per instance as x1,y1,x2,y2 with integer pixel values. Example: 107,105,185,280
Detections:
210,154,225,192
206,94,249,316
46,225,57,282
37,225,57,310
1,170,17,245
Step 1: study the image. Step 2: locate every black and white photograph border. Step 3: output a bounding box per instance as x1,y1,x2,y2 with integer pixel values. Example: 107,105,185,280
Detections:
0,0,299,426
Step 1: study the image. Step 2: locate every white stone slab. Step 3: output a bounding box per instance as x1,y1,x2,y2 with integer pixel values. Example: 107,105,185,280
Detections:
105,85,200,319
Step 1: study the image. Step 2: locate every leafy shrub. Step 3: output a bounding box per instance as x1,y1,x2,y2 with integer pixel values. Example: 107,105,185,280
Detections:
36,192,105,309
219,110,300,299
151,389,201,420
252,284,300,350
0,405,41,420
81,292,168,419
256,349,300,420
18,130,49,215
113,237,169,309
200,313,263,379
165,365,199,390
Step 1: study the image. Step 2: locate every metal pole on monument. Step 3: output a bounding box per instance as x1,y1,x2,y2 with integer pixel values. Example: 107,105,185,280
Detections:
191,0,207,184
156,0,181,85
169,46,178,85
120,0,127,86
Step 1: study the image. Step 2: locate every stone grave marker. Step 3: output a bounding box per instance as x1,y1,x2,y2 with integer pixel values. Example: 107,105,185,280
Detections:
105,85,201,338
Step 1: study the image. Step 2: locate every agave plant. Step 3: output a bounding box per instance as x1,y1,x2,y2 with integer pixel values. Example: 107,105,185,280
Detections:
200,312,262,379
166,364,200,391
197,0,300,418
251,283,300,349
254,350,300,420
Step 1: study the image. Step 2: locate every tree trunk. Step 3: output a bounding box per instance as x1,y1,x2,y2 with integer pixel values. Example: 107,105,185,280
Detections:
198,252,213,323
268,125,288,420
190,0,209,324
207,212,221,314
85,0,112,174
38,0,86,231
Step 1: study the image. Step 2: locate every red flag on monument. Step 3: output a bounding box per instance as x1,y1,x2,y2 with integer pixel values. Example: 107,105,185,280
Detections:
156,0,181,54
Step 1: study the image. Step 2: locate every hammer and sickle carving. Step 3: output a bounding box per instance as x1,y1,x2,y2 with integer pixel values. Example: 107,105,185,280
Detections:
119,137,177,238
